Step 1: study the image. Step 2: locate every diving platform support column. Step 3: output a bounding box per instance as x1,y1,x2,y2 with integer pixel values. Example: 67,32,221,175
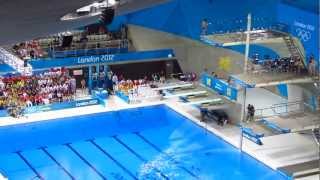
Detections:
244,13,251,74
88,65,93,93
240,13,252,151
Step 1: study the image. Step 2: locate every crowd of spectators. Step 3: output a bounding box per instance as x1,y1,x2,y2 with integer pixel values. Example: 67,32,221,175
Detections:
0,68,76,117
12,40,44,60
10,24,129,60
112,72,165,103
250,55,306,74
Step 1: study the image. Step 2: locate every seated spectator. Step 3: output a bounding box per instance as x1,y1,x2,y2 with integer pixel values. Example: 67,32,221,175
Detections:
0,68,76,117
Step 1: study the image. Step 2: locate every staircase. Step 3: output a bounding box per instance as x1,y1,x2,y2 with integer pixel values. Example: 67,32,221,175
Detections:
0,47,32,76
283,36,306,67
312,128,320,146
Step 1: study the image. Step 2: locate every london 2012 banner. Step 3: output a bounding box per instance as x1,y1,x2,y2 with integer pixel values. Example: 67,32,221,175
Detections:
30,49,175,70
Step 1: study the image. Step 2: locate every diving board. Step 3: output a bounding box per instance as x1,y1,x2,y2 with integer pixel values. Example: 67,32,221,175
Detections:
259,119,291,134
183,98,223,106
0,173,7,180
153,83,194,91
231,73,314,88
241,127,264,145
163,90,207,99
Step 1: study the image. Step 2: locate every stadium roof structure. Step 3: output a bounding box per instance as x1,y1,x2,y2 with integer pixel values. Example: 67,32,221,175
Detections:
0,0,169,45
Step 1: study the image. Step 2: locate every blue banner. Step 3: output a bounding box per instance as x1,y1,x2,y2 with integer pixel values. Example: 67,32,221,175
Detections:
30,49,175,70
48,47,128,58
24,98,99,114
229,76,256,88
201,73,238,101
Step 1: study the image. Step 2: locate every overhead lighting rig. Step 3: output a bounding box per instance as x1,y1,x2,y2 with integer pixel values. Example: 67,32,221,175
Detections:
61,0,118,22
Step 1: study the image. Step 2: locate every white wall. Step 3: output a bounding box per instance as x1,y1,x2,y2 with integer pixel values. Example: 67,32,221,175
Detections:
128,25,246,79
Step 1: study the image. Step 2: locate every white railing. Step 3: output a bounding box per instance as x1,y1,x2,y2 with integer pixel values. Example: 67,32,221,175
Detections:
254,101,305,119
0,47,32,76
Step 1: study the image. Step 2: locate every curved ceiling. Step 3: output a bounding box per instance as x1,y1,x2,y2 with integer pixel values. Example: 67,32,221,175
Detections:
0,0,170,45
0,0,317,45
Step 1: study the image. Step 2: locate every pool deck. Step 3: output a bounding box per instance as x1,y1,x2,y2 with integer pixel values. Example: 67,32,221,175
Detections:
0,95,319,179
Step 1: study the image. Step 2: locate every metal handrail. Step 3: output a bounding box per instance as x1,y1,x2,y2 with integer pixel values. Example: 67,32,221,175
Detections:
254,101,305,118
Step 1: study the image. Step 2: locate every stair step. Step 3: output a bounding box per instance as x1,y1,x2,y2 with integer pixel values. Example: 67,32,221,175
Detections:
0,47,32,75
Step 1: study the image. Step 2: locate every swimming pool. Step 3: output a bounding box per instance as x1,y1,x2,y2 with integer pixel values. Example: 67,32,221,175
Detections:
0,105,288,180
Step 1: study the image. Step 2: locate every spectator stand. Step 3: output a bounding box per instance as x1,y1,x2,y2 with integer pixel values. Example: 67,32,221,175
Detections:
27,48,175,95
47,46,128,59
0,68,104,117
114,78,163,104
34,27,129,59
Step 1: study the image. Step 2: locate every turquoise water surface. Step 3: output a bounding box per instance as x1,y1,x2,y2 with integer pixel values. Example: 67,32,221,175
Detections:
0,105,288,180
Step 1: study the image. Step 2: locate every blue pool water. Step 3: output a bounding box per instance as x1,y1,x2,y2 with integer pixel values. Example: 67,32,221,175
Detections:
0,105,288,180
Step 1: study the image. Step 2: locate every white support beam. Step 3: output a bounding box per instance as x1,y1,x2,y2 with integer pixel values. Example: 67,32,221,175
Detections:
163,90,207,99
153,83,194,91
244,13,252,74
183,98,223,106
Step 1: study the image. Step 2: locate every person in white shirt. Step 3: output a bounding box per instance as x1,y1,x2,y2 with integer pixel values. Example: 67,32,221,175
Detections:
0,79,4,90
112,74,118,85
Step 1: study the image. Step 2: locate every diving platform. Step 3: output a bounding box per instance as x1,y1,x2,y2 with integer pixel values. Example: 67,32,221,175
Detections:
246,111,320,138
231,72,314,88
278,160,320,179
183,98,223,106
153,83,194,91
258,119,291,134
202,30,286,47
163,90,207,99
265,113,320,133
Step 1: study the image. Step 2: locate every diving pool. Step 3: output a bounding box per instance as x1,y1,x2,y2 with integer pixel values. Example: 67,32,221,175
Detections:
0,105,288,180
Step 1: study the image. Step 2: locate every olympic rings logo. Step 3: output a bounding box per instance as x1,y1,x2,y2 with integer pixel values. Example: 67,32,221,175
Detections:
296,28,311,42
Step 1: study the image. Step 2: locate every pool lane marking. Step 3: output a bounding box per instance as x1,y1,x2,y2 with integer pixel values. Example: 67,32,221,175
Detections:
134,132,199,179
16,151,45,180
88,139,138,180
64,143,107,180
113,136,169,180
40,147,75,180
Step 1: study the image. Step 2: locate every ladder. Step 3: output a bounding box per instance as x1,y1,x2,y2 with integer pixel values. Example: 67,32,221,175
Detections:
0,47,32,76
